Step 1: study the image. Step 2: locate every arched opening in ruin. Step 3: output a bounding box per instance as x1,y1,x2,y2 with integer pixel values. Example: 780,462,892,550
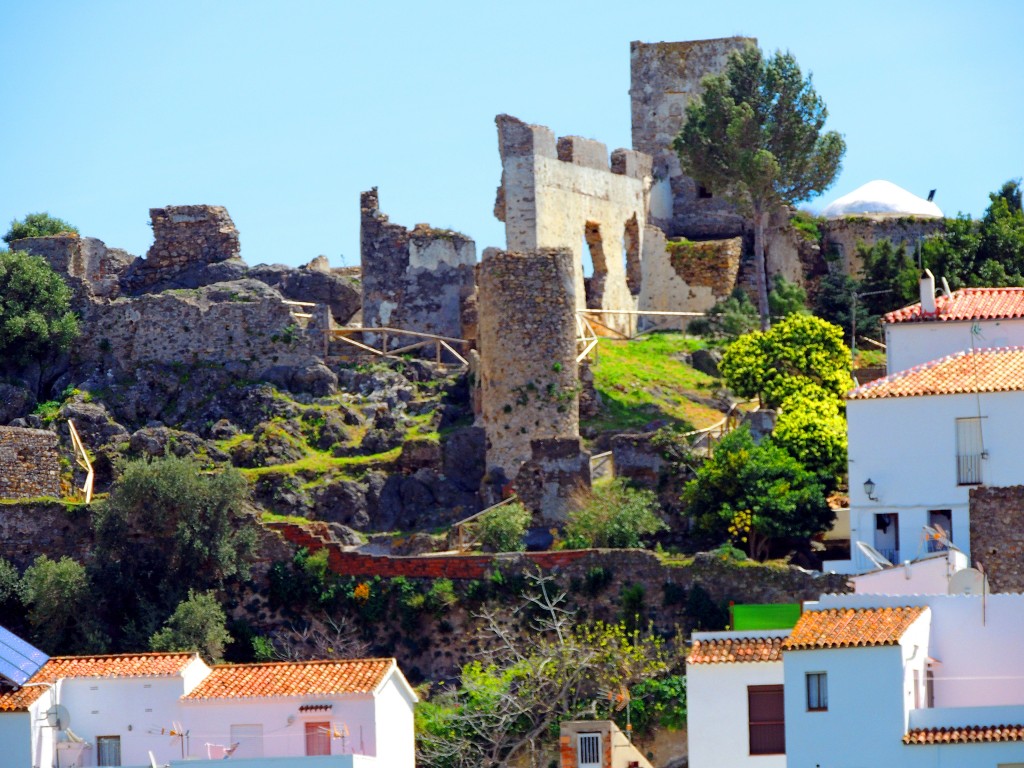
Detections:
623,214,641,296
583,221,607,309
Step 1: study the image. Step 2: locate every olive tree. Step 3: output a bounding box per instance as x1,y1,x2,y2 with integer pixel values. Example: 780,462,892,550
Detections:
0,249,79,364
674,45,845,329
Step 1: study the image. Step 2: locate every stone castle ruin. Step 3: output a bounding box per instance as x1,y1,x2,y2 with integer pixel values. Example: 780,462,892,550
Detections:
3,37,945,522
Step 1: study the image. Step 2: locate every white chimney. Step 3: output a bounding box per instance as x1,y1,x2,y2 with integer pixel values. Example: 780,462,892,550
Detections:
920,269,937,315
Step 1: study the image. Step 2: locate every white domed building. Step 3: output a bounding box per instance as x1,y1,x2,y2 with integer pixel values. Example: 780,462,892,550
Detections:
820,180,946,275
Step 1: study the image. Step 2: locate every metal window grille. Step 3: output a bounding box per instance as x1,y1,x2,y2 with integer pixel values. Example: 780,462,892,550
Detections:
578,733,601,767
806,672,828,711
956,417,983,485
97,736,121,767
748,685,785,754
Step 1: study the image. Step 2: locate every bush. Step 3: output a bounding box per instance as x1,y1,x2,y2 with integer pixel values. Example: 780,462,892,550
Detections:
3,212,78,244
476,501,531,552
150,590,232,663
0,249,79,364
772,387,848,491
564,480,667,549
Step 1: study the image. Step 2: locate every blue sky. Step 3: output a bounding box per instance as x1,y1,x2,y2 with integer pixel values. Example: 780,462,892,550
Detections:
2,1,1022,268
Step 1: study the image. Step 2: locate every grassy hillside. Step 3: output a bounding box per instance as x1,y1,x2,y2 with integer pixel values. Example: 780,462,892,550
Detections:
585,332,725,433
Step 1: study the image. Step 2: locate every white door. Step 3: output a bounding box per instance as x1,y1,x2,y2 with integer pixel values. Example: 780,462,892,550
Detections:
577,732,601,768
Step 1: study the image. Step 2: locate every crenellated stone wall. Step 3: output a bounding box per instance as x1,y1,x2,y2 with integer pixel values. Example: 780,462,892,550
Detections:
0,427,61,499
969,485,1024,592
360,188,477,346
477,248,586,515
494,114,651,336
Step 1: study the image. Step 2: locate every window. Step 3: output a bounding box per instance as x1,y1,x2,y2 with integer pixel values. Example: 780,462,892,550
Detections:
956,417,984,485
305,721,331,756
806,672,828,711
97,736,121,767
927,510,953,552
748,685,785,755
577,732,601,767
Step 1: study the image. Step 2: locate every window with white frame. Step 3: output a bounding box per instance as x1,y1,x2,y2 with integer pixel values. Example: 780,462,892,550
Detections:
956,417,984,485
577,732,601,767
97,736,121,766
806,672,828,711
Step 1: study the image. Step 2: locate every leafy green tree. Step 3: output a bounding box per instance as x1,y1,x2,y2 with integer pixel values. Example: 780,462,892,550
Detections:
91,455,257,650
564,480,667,549
21,555,101,653
0,249,79,365
923,179,1024,288
855,239,918,333
150,590,232,663
682,427,833,559
719,313,852,408
3,212,78,244
813,270,868,347
475,501,531,552
687,288,759,341
772,386,847,492
674,44,845,328
768,275,809,319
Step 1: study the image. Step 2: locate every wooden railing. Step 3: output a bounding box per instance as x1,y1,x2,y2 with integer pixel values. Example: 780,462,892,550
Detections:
326,326,471,368
681,401,756,456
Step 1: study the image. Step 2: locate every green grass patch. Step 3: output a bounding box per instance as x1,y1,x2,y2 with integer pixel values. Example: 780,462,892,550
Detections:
239,446,402,480
586,333,724,432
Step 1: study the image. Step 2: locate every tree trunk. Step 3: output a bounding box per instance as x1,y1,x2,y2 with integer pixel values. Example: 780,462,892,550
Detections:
753,205,770,330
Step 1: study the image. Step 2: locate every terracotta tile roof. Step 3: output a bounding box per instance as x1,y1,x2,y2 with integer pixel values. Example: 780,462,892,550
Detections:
183,658,394,700
0,653,197,712
847,347,1024,399
885,287,1024,324
782,606,926,650
689,637,784,664
904,724,1024,744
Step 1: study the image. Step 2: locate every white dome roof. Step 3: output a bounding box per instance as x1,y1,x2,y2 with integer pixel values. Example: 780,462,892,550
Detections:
822,179,943,219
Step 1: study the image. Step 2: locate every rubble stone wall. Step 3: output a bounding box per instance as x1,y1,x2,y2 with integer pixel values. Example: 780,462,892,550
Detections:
638,228,743,317
0,427,61,499
969,485,1024,592
629,38,754,239
494,114,650,335
477,249,581,487
360,188,477,344
9,235,134,300
822,216,944,277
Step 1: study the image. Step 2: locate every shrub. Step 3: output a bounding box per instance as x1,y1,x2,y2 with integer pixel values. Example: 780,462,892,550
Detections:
150,590,232,663
476,501,531,552
564,480,667,549
3,212,78,244
0,249,79,364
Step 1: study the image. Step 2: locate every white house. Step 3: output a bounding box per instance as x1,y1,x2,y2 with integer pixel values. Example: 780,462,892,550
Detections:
687,592,1024,768
825,345,1024,574
883,286,1024,373
0,652,417,768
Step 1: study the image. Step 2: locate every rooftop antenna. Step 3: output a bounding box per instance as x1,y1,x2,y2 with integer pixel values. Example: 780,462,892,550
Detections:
922,524,961,554
856,540,893,571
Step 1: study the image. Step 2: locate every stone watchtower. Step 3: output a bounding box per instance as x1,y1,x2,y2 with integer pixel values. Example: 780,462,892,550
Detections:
477,248,590,521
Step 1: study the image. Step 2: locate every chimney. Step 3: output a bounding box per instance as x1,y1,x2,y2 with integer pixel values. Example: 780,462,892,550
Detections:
920,269,937,315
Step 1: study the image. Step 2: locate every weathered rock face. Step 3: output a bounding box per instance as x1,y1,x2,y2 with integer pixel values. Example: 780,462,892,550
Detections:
514,438,592,523
494,115,650,336
0,427,61,499
9,235,135,302
0,384,36,426
75,279,320,379
630,38,754,239
821,216,944,276
360,188,477,346
121,205,241,293
249,264,361,325
478,248,588,515
969,485,1024,592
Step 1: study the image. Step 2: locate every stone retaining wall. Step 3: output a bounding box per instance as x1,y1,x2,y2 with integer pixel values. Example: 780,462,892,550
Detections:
969,485,1024,592
0,427,61,499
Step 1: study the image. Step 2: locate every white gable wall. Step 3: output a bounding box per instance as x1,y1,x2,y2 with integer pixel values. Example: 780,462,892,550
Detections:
373,672,418,768
834,388,1024,573
885,318,1024,372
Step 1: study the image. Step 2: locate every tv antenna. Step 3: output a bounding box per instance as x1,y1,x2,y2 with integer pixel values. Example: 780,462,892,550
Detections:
856,540,893,571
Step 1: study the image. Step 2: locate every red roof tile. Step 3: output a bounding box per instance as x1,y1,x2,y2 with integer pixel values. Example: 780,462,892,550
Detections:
0,653,197,712
904,724,1024,744
183,658,394,700
885,287,1024,324
847,347,1024,399
782,606,926,651
689,637,784,664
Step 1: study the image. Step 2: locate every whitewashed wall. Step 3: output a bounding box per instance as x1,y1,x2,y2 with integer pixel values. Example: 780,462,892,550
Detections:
885,318,1024,372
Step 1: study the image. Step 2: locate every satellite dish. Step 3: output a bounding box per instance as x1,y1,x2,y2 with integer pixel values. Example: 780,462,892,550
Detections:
857,540,893,571
45,704,71,730
948,567,987,595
